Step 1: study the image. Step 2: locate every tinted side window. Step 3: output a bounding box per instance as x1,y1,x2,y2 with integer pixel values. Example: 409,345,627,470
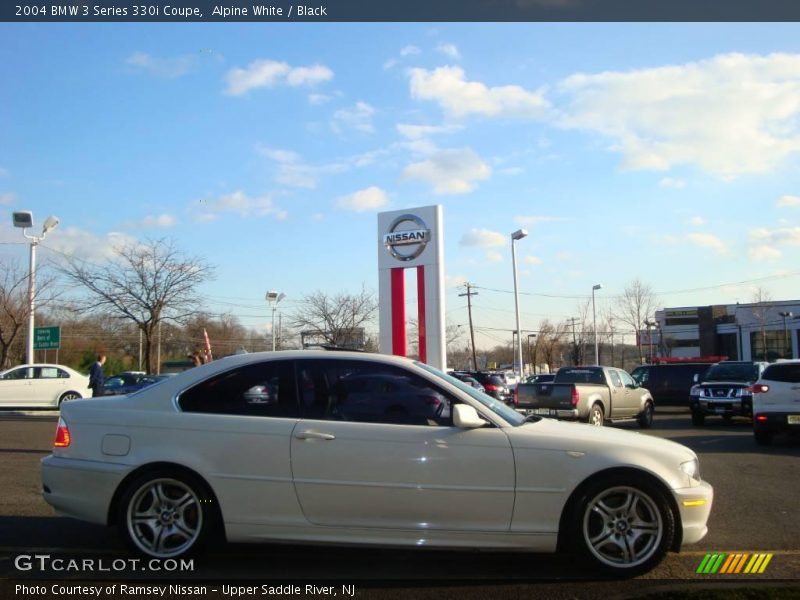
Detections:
298,359,453,426
179,361,298,417
619,371,636,388
630,367,649,385
763,363,800,383
609,371,623,388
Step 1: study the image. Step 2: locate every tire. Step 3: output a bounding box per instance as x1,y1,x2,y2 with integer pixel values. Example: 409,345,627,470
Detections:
754,430,773,446
118,469,217,559
569,475,675,576
637,402,654,429
58,392,82,406
587,403,605,427
691,410,705,426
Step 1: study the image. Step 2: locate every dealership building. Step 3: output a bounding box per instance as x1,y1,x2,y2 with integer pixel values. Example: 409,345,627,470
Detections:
645,300,800,361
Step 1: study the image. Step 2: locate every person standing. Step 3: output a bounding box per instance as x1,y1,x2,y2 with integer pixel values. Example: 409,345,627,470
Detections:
89,354,107,397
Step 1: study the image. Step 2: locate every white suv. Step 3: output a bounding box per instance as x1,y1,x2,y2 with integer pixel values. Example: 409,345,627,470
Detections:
752,360,800,446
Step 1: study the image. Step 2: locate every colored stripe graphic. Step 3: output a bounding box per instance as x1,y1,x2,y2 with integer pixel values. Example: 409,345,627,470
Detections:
697,553,773,574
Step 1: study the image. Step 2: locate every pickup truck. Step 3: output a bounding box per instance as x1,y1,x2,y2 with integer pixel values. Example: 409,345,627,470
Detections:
689,360,768,425
513,366,655,428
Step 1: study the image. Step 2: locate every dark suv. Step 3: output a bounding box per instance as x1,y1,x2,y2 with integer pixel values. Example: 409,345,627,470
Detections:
689,361,768,425
467,371,512,404
630,363,711,407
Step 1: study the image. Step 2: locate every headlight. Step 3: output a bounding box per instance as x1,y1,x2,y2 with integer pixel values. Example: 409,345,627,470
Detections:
690,385,700,396
680,458,700,480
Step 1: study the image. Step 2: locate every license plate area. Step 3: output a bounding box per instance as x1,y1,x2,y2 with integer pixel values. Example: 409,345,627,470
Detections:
526,408,554,416
788,415,800,425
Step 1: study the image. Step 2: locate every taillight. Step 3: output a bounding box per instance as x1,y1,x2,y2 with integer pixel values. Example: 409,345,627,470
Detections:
752,384,770,394
421,395,441,406
54,417,71,448
513,387,519,406
571,386,580,407
755,414,768,421
484,384,498,392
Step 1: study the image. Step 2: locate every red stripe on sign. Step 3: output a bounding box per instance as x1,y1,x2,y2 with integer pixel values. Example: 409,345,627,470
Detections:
391,268,407,356
417,266,426,363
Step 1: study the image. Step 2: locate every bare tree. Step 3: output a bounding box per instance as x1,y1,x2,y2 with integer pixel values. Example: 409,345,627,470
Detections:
292,286,378,349
537,320,567,373
612,278,659,364
58,238,215,373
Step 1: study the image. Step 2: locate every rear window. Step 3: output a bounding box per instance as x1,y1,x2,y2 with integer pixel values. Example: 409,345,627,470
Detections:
555,368,605,385
762,363,800,384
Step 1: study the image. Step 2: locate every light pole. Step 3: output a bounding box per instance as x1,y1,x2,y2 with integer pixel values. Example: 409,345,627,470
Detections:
779,311,793,358
12,211,59,365
644,318,656,363
592,283,602,365
510,229,528,378
527,333,537,375
265,291,286,351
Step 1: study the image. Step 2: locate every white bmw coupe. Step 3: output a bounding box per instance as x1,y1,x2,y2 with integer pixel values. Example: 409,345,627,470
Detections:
42,351,712,575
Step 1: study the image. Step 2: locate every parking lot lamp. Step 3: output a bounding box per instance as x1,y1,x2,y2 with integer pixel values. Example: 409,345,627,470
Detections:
12,211,59,365
266,291,286,351
510,229,528,378
592,284,602,365
527,333,537,375
779,311,793,358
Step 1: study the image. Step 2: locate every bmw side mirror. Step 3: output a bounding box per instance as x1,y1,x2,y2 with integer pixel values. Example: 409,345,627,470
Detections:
453,404,486,429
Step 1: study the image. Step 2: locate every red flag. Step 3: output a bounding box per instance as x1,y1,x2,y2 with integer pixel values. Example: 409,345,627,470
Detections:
203,328,213,362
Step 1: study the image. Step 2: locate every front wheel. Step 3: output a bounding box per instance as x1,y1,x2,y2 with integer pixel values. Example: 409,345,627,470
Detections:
58,392,82,406
637,402,654,429
118,470,217,559
691,410,705,426
571,476,675,576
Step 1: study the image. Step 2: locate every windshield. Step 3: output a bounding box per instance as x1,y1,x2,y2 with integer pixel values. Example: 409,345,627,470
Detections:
414,362,526,426
704,363,759,382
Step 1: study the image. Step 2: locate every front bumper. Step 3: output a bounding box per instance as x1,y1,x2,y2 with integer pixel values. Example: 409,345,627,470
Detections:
672,480,714,546
41,455,132,526
691,397,752,417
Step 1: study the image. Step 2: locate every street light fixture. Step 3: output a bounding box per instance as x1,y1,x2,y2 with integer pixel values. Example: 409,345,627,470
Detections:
510,228,528,378
265,291,286,351
779,311,793,358
592,283,602,365
12,211,59,365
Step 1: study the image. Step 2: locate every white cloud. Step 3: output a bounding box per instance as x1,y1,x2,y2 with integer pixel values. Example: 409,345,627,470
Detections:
687,233,728,254
401,147,491,195
37,227,138,262
689,216,706,226
436,43,461,60
400,45,421,57
225,59,333,96
749,245,783,261
396,123,462,140
132,214,177,229
659,177,686,188
0,192,15,205
0,167,8,177
409,66,549,119
460,228,507,248
336,186,389,212
777,195,800,208
486,250,504,263
750,226,800,246
126,52,195,79
556,52,800,178
445,274,467,288
198,191,284,219
524,255,543,265
331,101,376,134
309,93,333,105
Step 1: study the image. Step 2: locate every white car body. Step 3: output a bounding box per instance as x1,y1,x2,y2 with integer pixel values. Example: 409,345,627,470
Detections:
42,351,712,574
0,363,90,408
753,359,800,445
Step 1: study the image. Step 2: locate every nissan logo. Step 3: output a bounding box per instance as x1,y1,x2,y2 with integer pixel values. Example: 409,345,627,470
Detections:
383,214,431,262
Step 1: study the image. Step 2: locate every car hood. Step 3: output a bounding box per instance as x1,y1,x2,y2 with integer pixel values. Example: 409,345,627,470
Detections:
511,416,696,461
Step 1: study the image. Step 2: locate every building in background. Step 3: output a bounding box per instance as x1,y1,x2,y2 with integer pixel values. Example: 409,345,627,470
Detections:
642,300,800,362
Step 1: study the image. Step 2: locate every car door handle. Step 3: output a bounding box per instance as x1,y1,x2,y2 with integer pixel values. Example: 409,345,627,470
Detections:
294,431,336,441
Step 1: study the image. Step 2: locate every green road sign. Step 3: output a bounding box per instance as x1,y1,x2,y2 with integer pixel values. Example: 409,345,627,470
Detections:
34,326,60,350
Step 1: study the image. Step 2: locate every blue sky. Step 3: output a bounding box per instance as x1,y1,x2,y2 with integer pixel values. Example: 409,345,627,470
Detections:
1,23,799,348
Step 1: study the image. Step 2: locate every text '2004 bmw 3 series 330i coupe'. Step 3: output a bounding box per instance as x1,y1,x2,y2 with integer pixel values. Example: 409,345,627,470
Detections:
42,350,713,576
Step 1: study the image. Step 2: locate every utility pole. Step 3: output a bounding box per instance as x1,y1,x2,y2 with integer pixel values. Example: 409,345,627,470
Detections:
567,317,579,365
459,283,479,371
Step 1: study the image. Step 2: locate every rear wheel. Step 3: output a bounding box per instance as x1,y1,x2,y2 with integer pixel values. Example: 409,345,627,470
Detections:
637,402,654,429
754,430,773,446
587,403,605,427
570,475,675,576
118,469,217,559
